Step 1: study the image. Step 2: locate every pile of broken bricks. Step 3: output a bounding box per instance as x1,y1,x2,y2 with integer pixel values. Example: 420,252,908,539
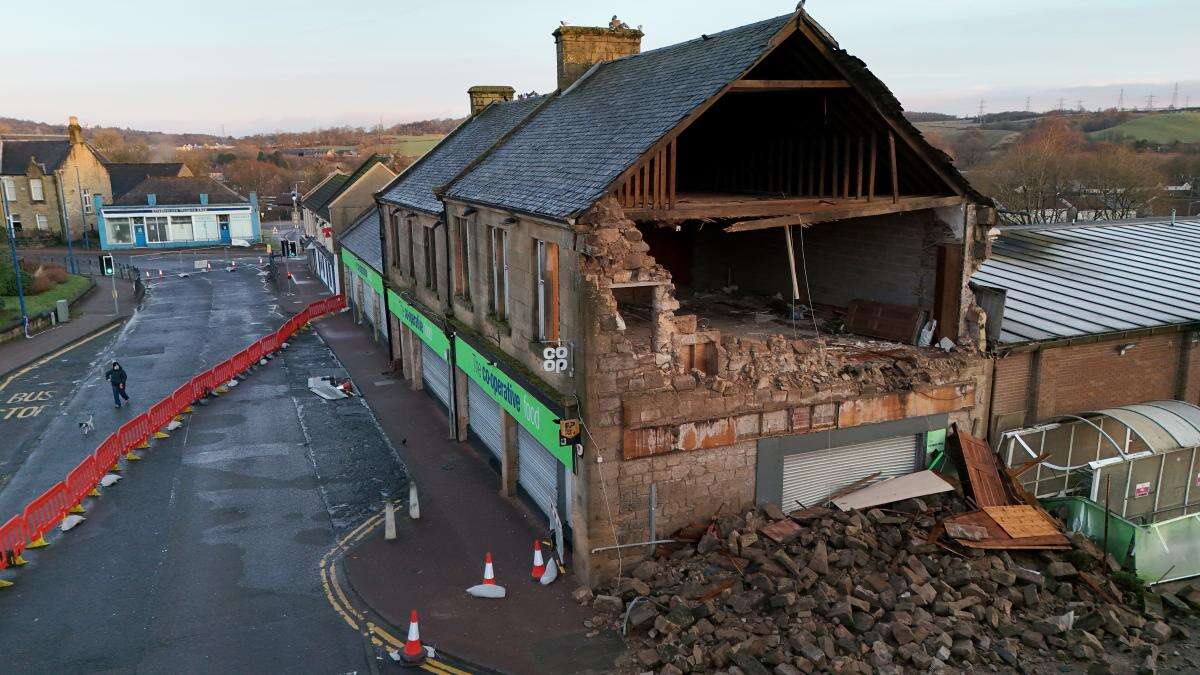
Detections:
573,430,1200,674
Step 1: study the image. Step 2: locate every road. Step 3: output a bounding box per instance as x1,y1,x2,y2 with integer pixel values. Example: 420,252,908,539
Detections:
0,252,410,672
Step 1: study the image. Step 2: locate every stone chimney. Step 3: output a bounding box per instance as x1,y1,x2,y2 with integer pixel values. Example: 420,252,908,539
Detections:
468,86,515,116
68,115,83,144
553,17,643,91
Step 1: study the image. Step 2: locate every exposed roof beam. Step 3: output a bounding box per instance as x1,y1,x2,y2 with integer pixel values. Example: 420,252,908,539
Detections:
724,195,965,233
728,79,851,91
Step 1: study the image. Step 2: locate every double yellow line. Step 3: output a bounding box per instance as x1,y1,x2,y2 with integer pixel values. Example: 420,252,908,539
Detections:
318,505,470,675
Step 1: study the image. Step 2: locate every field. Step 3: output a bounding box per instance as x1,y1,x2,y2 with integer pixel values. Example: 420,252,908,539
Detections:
1089,111,1200,144
913,120,1021,150
389,134,444,158
1,274,91,323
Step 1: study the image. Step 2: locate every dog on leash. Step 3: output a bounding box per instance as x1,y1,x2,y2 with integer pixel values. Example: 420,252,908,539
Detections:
79,414,94,436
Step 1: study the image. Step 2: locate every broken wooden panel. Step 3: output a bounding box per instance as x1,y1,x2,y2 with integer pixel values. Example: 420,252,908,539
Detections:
983,505,1061,539
831,469,954,511
944,509,1070,550
759,517,804,544
948,424,1010,508
844,298,926,344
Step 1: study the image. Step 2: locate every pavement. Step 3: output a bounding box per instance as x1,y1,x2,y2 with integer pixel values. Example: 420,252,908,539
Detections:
0,252,412,671
0,274,135,369
313,306,625,674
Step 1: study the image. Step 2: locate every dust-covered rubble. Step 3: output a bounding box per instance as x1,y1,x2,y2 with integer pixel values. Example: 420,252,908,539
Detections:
577,495,1199,674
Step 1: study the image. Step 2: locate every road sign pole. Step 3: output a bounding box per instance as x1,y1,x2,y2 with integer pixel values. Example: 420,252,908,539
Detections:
2,185,29,332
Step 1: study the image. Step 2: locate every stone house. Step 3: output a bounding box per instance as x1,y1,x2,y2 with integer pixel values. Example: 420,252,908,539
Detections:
301,155,395,293
0,116,111,245
373,9,997,584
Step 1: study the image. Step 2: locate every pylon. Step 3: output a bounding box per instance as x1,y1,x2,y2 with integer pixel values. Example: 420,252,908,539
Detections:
483,552,496,585
206,261,212,272
158,269,163,278
10,553,28,566
145,270,150,279
531,540,545,581
27,535,48,549
401,609,427,666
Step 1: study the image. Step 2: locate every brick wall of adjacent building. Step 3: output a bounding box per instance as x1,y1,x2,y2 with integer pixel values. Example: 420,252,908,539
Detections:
988,330,1200,441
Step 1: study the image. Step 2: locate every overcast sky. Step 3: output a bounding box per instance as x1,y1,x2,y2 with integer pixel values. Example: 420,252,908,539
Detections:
4,0,1198,135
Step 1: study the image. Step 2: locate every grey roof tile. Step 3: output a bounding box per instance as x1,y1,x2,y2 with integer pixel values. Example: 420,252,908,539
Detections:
339,207,383,271
1,139,72,175
377,96,545,214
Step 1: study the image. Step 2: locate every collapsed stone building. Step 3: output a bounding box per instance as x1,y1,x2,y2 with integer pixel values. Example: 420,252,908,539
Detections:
373,8,997,584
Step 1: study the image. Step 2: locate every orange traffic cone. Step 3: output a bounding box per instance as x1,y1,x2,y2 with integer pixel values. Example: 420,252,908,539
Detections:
467,552,506,598
401,609,427,665
483,552,496,585
531,540,545,581
158,269,163,278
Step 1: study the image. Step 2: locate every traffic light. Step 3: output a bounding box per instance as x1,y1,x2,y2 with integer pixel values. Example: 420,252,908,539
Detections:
101,254,114,276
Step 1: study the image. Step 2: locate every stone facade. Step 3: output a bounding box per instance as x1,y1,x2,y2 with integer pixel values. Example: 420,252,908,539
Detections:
1,118,111,244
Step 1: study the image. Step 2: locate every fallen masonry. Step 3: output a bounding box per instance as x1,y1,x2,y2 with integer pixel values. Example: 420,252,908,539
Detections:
577,493,1198,674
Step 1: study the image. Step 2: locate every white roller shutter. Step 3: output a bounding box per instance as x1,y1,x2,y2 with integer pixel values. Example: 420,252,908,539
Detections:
518,424,558,525
421,344,451,409
781,435,919,510
468,379,503,460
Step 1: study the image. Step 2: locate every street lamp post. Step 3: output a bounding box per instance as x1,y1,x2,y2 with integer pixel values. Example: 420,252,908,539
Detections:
1,183,29,335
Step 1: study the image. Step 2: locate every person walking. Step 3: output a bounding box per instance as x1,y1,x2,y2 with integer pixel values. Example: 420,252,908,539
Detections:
105,361,130,409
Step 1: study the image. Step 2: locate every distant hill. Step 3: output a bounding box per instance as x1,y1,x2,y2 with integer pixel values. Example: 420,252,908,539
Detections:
1088,111,1200,144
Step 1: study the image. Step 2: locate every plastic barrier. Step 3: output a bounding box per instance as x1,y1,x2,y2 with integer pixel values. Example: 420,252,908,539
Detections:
149,399,174,433
0,296,345,573
95,433,122,473
23,483,71,544
65,456,97,508
0,516,27,569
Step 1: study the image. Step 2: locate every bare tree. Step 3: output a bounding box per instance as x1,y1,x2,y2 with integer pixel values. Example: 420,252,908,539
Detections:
1080,144,1164,220
972,119,1085,224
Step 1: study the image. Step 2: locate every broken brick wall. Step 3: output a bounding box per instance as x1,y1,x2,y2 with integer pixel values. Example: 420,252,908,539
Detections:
575,196,991,583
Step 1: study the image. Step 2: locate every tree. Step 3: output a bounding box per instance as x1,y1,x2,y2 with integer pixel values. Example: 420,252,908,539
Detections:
1079,144,1164,220
950,129,990,169
90,129,150,162
972,119,1085,224
223,159,288,197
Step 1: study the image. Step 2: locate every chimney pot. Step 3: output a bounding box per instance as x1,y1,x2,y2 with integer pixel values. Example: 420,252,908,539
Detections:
552,19,643,91
467,86,516,117
68,116,83,145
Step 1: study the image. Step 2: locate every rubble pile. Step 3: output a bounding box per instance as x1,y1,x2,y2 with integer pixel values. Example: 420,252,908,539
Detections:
578,495,1196,674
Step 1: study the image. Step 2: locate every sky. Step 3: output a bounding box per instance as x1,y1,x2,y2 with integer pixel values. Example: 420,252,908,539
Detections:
4,0,1199,136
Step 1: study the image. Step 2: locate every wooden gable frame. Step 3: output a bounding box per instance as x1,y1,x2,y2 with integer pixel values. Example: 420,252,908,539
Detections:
602,10,968,220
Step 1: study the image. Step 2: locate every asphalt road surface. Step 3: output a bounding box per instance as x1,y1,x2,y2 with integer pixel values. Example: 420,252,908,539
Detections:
0,255,409,672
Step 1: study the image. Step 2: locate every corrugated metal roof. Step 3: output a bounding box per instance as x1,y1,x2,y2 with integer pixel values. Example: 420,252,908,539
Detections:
972,218,1200,344
1085,400,1200,454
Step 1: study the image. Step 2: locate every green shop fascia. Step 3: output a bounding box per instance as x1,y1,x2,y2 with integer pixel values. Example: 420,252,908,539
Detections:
385,288,573,470
340,248,384,296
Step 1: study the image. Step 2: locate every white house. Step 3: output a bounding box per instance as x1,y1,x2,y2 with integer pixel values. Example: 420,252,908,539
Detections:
97,176,260,249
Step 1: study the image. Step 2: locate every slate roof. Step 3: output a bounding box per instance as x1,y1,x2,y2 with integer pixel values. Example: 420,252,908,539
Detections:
106,162,187,199
971,219,1200,345
339,207,383,272
442,10,986,221
1,139,72,175
443,15,792,220
301,173,349,218
377,96,545,215
112,176,248,206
